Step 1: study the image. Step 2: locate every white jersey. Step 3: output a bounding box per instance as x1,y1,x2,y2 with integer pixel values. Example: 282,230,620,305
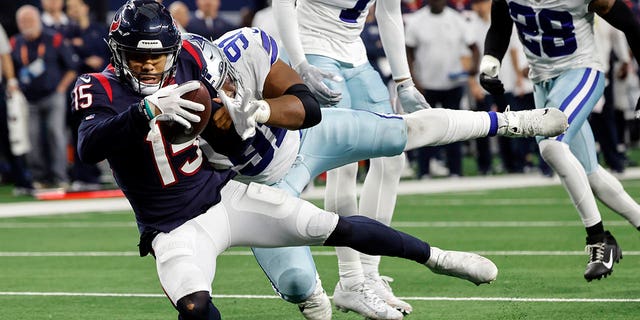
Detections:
296,0,375,66
202,28,301,186
506,0,602,82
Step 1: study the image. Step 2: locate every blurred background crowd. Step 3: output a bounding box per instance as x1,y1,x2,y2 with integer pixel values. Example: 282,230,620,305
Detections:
1,0,639,196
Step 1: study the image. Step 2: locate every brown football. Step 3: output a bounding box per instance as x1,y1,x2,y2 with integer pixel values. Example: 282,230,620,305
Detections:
159,81,212,144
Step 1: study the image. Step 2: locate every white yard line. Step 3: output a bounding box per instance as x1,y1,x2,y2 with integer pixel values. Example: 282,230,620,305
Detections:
0,220,631,228
0,291,638,302
1,168,638,218
2,250,640,257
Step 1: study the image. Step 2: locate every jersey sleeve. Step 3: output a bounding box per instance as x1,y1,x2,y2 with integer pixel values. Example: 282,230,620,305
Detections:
72,74,150,164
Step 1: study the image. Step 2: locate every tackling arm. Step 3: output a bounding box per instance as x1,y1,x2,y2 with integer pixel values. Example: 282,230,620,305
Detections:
212,59,321,131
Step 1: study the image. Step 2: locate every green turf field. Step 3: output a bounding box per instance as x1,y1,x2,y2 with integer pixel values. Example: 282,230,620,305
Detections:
1,181,640,319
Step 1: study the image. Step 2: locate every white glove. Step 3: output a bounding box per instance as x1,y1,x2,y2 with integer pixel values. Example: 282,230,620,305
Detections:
143,80,205,130
218,88,263,140
396,78,430,113
294,61,343,106
479,55,505,96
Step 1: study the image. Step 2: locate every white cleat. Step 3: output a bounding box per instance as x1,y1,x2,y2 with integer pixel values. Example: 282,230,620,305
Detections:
333,282,404,320
425,247,498,285
365,275,413,315
499,107,568,137
298,277,332,320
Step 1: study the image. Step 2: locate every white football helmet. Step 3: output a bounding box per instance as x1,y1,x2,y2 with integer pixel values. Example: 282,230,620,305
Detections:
182,33,244,99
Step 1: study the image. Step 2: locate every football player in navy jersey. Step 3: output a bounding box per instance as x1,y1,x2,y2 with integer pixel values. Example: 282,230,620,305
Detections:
72,1,500,319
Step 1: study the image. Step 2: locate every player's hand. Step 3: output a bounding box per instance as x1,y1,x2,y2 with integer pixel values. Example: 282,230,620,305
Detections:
295,61,343,106
479,55,505,96
218,87,261,140
143,81,205,129
635,97,640,120
396,78,430,113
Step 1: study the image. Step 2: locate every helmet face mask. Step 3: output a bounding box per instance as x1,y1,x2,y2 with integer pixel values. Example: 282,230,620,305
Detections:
182,33,243,100
107,0,182,95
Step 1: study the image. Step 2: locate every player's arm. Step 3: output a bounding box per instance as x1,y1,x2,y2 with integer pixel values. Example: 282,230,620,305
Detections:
261,59,321,129
592,0,640,71
212,59,321,131
376,0,430,112
479,0,513,96
483,0,513,63
76,100,150,164
591,0,640,117
272,0,342,106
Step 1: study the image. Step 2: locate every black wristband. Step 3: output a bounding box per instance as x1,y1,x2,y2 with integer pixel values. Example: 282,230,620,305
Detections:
284,83,322,129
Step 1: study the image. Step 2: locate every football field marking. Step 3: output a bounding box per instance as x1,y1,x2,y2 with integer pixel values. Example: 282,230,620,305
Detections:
2,250,640,257
0,220,631,228
0,291,639,303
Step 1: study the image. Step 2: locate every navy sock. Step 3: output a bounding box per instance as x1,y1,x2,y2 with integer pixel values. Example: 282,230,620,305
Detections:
177,291,221,320
324,216,431,264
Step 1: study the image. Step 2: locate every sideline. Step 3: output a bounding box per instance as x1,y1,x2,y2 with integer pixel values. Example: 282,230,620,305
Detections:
1,168,639,218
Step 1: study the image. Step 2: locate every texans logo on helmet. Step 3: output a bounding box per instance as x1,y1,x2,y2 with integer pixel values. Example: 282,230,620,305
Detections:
110,17,121,34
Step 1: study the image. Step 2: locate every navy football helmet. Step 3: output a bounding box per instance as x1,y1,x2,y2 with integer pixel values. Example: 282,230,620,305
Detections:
107,0,181,95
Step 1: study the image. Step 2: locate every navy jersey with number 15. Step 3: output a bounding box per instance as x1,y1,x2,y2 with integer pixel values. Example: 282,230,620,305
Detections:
72,39,239,234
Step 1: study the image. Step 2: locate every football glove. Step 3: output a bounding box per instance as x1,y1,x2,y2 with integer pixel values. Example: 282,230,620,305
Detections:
294,61,343,106
218,87,265,140
479,55,505,96
635,97,640,120
396,78,430,113
142,81,205,129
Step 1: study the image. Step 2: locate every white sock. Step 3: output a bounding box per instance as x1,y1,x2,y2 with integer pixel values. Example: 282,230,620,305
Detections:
588,166,640,227
325,164,364,289
358,155,404,279
403,108,493,150
539,139,602,227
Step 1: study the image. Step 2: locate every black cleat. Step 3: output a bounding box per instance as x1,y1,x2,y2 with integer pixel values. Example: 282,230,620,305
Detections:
584,231,622,282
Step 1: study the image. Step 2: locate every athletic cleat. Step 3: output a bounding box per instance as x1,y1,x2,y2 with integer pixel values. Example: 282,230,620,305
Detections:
298,277,332,320
499,107,568,138
584,231,622,282
365,275,413,315
333,282,404,320
425,247,498,285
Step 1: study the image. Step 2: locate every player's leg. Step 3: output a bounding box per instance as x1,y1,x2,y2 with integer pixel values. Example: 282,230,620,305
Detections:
566,120,640,229
151,204,230,320
251,247,318,302
307,54,399,319
341,61,410,316
221,180,498,286
401,106,568,151
535,68,620,281
588,166,640,228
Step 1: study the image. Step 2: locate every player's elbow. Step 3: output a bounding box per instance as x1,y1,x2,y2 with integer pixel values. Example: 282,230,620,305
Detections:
284,83,321,129
77,136,103,164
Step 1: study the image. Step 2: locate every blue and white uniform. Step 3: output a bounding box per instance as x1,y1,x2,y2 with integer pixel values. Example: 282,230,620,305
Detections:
199,27,408,303
506,0,604,172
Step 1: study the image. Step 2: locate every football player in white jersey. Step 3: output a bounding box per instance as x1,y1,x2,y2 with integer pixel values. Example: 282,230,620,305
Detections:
480,0,640,282
269,0,436,316
197,27,567,319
